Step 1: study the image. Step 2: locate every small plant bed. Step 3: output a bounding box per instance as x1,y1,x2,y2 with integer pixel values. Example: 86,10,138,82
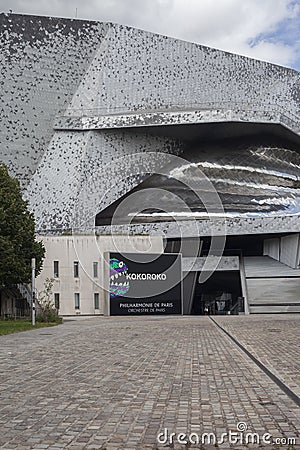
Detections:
0,319,62,336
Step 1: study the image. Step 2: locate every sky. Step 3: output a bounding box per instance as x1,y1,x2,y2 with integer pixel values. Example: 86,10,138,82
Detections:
1,0,300,70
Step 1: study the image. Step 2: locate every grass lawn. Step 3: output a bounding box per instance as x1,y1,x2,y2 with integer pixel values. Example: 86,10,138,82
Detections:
0,319,61,336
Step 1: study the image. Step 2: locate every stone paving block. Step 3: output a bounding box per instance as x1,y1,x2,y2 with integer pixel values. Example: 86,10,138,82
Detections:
0,315,299,449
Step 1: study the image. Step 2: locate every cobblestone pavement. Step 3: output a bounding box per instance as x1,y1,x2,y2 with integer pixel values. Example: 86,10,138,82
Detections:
213,314,300,399
0,315,299,450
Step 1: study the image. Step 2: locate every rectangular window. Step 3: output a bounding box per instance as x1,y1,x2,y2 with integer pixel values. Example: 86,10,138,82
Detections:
93,262,98,278
54,261,59,278
73,261,79,278
74,293,80,310
54,293,60,310
94,293,99,309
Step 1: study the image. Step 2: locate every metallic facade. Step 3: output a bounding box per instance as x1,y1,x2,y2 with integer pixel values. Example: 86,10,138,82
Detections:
0,13,299,237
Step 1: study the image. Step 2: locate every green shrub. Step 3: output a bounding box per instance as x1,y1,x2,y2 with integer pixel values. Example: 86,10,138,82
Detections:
36,311,62,324
37,277,61,323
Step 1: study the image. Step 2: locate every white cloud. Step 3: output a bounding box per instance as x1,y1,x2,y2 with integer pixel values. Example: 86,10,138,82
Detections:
229,40,297,67
1,0,300,69
133,0,300,67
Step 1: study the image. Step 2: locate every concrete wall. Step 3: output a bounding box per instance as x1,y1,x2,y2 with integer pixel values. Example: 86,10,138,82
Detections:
36,234,163,316
263,237,280,261
280,234,300,268
264,233,300,268
243,256,300,313
247,278,300,313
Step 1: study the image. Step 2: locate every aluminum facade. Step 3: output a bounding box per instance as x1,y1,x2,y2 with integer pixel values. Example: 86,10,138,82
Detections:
0,13,299,236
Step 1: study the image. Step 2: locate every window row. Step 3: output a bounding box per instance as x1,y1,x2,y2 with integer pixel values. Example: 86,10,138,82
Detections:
53,261,99,278
53,293,100,310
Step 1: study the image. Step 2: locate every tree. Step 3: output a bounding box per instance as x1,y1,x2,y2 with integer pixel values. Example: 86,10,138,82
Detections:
0,164,45,287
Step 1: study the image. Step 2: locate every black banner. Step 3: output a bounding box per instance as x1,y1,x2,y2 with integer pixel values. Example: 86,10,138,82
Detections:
109,253,182,315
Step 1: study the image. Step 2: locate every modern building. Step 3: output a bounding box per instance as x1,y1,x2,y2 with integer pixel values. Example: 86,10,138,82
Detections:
1,12,300,316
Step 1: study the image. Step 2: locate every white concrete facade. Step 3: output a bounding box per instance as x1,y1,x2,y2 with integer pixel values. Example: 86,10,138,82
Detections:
263,233,300,269
36,235,164,316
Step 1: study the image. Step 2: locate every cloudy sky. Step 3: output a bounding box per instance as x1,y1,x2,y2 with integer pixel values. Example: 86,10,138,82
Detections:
1,0,300,70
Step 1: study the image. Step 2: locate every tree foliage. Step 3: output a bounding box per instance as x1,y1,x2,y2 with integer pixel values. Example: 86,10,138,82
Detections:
0,164,45,287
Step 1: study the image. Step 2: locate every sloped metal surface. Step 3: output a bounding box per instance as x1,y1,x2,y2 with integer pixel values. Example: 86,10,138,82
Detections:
96,144,300,225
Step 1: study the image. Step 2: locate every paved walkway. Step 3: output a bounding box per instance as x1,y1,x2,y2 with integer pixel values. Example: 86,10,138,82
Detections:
214,315,300,400
0,315,299,449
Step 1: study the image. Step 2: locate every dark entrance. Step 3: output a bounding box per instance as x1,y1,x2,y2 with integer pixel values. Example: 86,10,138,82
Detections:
191,271,243,315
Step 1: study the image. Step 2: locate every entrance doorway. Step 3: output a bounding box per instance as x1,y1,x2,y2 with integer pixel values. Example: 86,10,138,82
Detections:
191,271,243,315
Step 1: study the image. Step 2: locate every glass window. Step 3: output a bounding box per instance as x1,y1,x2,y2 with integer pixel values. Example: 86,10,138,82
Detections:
93,262,98,278
74,261,79,278
54,293,60,310
94,293,99,309
54,261,59,278
74,293,80,310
